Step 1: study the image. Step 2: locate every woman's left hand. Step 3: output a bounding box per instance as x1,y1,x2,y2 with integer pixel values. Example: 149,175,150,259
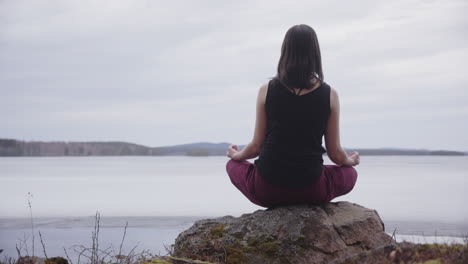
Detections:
227,145,239,160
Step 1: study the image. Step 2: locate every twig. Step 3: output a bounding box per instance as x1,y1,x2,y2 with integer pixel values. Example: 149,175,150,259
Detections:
91,211,101,264
117,221,128,264
63,247,73,264
75,246,89,264
97,246,113,263
15,244,21,259
21,234,30,257
390,228,397,244
126,243,140,260
2,255,16,264
39,231,48,259
64,213,151,264
27,192,35,257
162,243,174,256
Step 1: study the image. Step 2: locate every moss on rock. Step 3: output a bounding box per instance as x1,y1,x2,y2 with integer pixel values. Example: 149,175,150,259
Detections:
209,224,227,239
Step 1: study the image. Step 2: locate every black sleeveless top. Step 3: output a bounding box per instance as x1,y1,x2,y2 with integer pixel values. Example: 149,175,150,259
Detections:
254,77,331,189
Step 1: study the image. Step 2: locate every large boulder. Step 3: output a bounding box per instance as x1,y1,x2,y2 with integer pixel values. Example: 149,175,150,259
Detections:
173,202,393,264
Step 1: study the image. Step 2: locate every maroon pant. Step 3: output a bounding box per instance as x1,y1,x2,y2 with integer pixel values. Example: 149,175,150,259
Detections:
226,159,358,208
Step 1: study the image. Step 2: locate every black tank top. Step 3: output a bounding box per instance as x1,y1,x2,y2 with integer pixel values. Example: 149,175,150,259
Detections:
254,77,331,188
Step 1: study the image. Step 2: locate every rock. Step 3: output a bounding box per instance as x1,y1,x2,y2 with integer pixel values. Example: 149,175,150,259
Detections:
17,256,68,264
45,257,68,264
17,256,45,264
173,202,393,264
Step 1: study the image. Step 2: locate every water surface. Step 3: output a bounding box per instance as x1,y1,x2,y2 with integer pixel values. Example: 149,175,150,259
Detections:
1,156,467,258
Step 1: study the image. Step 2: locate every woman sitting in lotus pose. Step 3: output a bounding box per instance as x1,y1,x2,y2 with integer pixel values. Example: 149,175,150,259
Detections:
226,24,360,208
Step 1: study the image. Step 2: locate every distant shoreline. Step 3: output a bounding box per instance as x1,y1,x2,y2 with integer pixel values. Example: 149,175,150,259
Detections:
0,138,465,157
1,216,467,237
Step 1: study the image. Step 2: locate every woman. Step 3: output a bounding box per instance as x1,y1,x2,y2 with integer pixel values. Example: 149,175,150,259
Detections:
226,24,360,208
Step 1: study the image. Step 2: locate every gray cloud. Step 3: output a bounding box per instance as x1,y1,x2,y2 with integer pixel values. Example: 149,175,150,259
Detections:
1,0,467,150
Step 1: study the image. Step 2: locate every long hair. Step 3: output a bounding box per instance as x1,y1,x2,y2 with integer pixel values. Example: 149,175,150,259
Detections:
277,24,323,89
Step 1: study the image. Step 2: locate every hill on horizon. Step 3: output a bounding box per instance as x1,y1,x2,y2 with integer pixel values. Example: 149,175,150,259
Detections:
0,138,465,157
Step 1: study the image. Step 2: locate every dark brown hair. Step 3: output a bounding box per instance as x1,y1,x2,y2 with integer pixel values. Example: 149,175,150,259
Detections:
277,24,323,90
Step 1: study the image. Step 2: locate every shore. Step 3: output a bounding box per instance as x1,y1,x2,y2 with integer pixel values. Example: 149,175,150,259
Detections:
1,216,467,264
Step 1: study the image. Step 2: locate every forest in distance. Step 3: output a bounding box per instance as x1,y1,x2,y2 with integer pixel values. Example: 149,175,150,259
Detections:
0,138,465,157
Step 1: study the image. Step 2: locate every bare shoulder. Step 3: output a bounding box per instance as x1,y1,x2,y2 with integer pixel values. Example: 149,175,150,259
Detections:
330,86,339,98
329,86,340,110
259,83,268,93
257,83,268,104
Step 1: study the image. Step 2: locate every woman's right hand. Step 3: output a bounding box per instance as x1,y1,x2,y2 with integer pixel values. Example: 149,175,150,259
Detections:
346,151,360,166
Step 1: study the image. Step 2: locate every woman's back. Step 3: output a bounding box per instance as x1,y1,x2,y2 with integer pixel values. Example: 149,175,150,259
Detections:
226,24,359,207
254,77,331,188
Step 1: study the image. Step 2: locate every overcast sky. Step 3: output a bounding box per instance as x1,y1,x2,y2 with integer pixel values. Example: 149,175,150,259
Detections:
1,0,467,151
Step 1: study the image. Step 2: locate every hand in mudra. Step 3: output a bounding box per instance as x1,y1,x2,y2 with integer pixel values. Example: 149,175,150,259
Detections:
348,151,360,166
227,145,239,159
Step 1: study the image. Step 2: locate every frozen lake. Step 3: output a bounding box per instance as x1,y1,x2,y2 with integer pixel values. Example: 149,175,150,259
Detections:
1,156,467,258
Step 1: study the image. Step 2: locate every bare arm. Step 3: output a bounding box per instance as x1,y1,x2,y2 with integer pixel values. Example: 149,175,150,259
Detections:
227,84,267,161
324,87,360,166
